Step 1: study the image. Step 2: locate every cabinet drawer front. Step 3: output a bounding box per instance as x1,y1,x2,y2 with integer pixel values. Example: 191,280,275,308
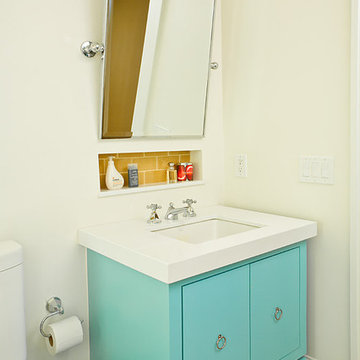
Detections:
182,266,250,360
250,248,300,360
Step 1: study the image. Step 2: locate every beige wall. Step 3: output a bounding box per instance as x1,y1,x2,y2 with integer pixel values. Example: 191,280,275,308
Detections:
222,0,350,358
0,0,223,359
0,0,350,357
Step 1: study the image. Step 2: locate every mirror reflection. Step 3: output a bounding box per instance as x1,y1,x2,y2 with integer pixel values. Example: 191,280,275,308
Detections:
101,0,215,139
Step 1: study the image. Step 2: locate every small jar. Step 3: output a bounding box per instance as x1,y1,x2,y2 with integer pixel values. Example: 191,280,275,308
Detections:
128,164,139,188
177,163,187,182
167,162,177,184
186,162,193,181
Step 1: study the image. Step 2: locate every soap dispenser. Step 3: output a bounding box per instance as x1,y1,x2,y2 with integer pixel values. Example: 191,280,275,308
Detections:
105,156,124,190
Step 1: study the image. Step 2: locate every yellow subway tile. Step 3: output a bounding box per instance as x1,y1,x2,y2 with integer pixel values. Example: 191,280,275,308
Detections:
135,157,157,171
99,153,117,160
114,159,133,173
145,151,168,157
180,154,191,163
120,172,129,187
169,151,190,156
157,156,180,170
138,171,145,185
100,175,106,190
98,159,106,175
145,170,168,184
117,152,144,158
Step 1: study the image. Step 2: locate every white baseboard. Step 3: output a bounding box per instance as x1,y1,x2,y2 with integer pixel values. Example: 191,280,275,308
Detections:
304,355,318,360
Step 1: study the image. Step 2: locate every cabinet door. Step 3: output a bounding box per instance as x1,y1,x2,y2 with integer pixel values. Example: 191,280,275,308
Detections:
182,266,249,360
250,248,301,360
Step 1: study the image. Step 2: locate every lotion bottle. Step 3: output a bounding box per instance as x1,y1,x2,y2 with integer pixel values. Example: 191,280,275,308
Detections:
105,156,124,190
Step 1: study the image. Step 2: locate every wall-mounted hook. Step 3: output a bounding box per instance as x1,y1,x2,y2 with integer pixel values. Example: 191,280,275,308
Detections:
80,41,105,59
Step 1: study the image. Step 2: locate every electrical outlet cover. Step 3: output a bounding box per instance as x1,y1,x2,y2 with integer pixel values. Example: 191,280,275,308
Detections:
235,154,248,177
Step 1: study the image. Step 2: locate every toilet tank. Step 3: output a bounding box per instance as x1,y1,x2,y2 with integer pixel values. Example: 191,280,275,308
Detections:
0,241,27,359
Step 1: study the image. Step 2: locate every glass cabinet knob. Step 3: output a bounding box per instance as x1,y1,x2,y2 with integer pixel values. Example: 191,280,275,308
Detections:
216,334,227,350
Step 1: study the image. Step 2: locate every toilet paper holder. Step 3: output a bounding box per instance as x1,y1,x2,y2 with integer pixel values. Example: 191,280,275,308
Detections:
40,297,64,338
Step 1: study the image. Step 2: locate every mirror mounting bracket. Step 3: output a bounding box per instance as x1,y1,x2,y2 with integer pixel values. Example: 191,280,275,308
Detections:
80,41,105,59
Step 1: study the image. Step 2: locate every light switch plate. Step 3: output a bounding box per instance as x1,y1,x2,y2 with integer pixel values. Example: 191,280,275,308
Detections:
299,156,334,184
235,154,248,177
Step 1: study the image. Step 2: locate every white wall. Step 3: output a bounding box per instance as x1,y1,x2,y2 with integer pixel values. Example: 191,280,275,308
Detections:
0,1,223,359
222,0,350,359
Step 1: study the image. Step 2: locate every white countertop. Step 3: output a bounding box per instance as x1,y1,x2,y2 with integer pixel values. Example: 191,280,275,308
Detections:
78,206,317,284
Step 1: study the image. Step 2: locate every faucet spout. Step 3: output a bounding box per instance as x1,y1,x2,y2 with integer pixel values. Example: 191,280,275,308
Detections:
164,200,197,220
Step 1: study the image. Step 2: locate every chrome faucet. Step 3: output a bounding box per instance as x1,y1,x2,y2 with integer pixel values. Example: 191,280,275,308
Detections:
165,199,197,220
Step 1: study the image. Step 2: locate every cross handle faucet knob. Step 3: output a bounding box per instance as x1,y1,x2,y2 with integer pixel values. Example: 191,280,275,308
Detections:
183,199,197,206
147,204,162,224
147,204,162,211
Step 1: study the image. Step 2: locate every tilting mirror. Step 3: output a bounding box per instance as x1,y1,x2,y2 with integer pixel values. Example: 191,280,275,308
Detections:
101,0,216,138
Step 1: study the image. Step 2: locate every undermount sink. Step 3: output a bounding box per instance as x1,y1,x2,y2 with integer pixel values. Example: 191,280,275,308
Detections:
153,218,261,244
79,205,317,283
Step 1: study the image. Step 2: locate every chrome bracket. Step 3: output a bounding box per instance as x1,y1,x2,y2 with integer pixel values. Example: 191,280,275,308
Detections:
39,297,64,338
80,41,105,59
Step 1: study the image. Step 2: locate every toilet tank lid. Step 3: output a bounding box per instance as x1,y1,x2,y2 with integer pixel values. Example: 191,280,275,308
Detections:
0,241,23,272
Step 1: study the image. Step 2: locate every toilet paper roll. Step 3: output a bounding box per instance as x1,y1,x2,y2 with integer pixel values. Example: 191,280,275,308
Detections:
45,316,83,356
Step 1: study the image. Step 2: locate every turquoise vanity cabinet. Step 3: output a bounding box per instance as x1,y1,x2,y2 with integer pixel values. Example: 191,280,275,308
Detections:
87,242,307,360
250,248,305,360
182,266,250,359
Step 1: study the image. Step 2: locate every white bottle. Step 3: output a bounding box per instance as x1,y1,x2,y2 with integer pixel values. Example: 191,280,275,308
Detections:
105,156,124,190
